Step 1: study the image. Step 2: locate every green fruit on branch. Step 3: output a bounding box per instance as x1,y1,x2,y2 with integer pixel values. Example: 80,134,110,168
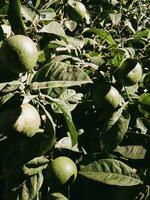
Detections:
114,58,143,86
0,103,41,138
0,35,38,73
67,0,88,22
138,93,150,119
45,156,77,189
92,84,122,111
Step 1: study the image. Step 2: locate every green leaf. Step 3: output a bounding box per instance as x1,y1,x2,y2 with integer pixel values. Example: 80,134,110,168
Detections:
23,156,49,176
30,80,91,90
52,54,81,63
21,172,43,200
135,117,150,135
115,145,147,160
0,81,22,93
134,29,150,39
37,61,92,82
100,107,130,154
38,103,56,154
90,28,116,45
125,19,135,33
21,5,37,22
125,38,146,49
109,13,122,26
31,61,92,90
60,89,83,103
79,159,143,186
111,48,125,67
0,2,8,16
89,54,105,67
66,36,85,49
51,98,78,146
40,8,56,23
45,192,68,200
45,96,78,146
52,89,83,112
55,136,79,152
65,20,77,32
1,24,11,38
39,21,66,39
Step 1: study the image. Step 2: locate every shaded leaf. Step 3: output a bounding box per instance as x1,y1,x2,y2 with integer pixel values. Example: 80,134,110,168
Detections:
0,92,14,110
51,54,81,63
125,38,146,49
0,2,8,16
45,192,68,200
51,98,78,146
38,103,56,154
122,132,150,147
45,96,78,146
100,107,130,154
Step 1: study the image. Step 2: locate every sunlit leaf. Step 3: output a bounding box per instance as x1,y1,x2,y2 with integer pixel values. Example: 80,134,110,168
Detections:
90,28,116,45
109,13,122,26
21,5,37,22
135,117,150,134
40,8,56,23
39,21,66,39
23,156,49,176
79,159,142,186
115,145,147,160
31,61,92,90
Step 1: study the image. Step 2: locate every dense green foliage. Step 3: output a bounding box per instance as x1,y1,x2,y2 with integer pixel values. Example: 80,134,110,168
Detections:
0,0,150,199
